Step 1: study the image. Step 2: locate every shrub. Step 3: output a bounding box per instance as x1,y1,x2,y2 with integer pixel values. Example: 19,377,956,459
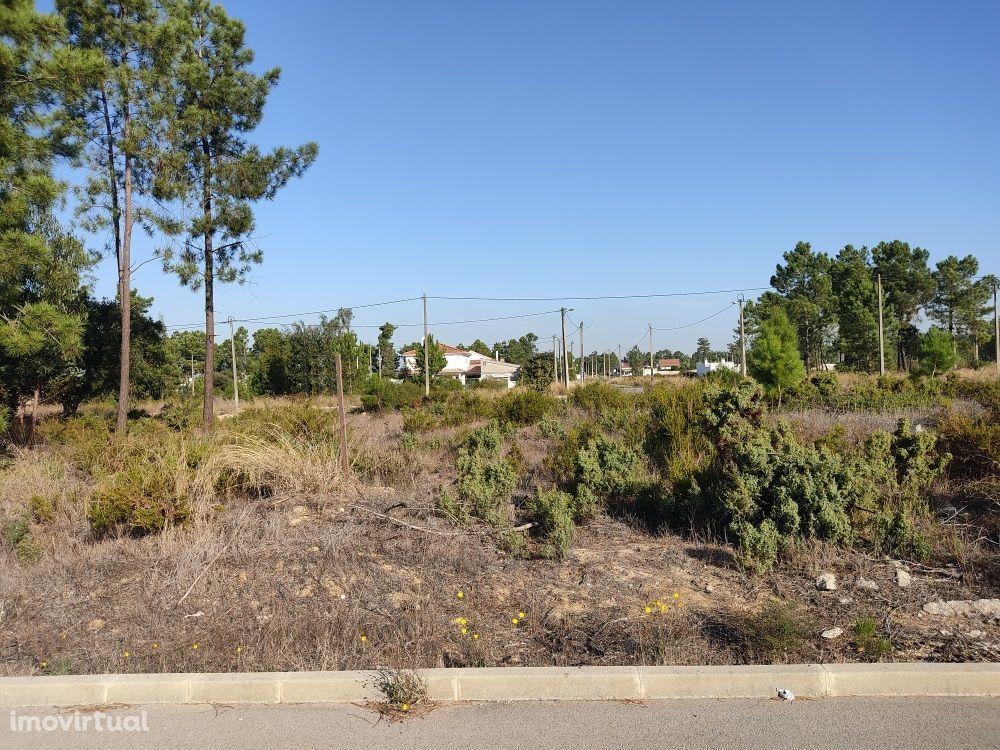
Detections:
537,416,565,439
570,381,627,415
493,390,558,426
526,488,575,558
677,381,948,571
159,397,202,431
402,409,438,433
732,601,814,663
574,436,643,517
89,456,191,536
360,378,423,412
454,423,519,526
371,668,427,709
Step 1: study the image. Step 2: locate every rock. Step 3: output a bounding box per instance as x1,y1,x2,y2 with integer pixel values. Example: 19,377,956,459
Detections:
821,627,844,639
837,597,853,605
86,618,106,633
704,584,715,594
815,572,838,591
965,630,985,638
896,569,912,588
856,577,879,591
922,599,1000,618
777,688,795,701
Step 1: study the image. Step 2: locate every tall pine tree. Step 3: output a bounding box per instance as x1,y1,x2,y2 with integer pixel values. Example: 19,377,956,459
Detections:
156,0,317,426
58,0,179,431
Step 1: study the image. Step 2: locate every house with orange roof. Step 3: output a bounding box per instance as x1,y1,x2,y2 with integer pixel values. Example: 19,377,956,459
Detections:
399,342,519,387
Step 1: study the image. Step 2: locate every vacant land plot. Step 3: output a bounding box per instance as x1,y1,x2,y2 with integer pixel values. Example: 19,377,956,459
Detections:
1,373,998,676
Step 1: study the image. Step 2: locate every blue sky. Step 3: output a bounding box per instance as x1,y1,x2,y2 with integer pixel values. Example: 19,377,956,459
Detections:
71,0,999,355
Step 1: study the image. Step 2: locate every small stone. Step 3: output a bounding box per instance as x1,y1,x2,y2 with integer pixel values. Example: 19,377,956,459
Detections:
704,584,715,594
896,569,912,588
923,599,1000,617
816,572,838,591
821,627,844,639
856,577,879,591
837,597,853,605
940,629,953,636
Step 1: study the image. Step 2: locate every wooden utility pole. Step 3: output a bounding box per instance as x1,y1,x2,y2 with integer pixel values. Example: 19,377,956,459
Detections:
579,322,584,382
552,334,558,384
422,293,429,397
648,323,653,381
738,296,747,377
190,352,195,395
560,307,571,388
994,279,999,374
228,318,239,412
877,273,886,376
334,353,350,475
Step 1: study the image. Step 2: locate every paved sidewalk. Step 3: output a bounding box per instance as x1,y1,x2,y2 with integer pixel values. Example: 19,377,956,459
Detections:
3,696,999,749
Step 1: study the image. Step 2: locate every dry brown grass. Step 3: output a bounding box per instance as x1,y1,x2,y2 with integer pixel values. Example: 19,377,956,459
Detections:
2,394,999,676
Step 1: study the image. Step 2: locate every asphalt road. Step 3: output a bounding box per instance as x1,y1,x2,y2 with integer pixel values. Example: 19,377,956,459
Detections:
3,697,999,750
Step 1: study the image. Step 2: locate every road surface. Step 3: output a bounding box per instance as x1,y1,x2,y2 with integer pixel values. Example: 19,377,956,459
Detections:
3,697,998,749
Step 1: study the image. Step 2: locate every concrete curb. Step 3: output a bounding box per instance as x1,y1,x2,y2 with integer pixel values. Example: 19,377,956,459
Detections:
2,664,997,707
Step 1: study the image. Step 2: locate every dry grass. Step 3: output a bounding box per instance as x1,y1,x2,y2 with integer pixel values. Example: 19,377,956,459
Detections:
2,393,999,676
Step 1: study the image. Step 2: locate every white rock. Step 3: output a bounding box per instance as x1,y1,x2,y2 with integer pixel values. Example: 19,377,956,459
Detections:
777,688,795,701
856,577,879,591
922,599,1000,617
816,572,838,591
821,627,844,639
896,569,912,588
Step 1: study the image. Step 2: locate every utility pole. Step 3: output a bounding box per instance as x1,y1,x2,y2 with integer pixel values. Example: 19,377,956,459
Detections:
334,353,350,475
560,307,571,388
228,318,239,412
618,344,622,376
994,279,999,374
190,352,195,395
579,322,584,383
422,293,429,397
738,296,747,377
877,273,886,376
552,334,558,384
648,323,653,381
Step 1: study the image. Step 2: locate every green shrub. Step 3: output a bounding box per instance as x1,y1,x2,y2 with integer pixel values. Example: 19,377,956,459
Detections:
29,494,56,524
678,381,948,571
570,381,627,415
574,436,643,516
360,378,423,411
159,397,202,431
89,457,191,537
428,377,463,402
436,486,471,525
493,390,558,426
537,416,565,439
454,423,519,526
526,488,575,558
402,408,438,433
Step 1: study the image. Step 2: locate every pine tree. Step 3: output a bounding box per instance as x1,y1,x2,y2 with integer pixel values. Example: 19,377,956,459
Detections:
748,308,805,405
58,0,178,431
871,240,936,370
156,0,317,426
0,0,99,433
930,255,991,364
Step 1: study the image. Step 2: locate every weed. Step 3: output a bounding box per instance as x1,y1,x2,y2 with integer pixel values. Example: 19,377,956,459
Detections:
371,667,427,709
853,616,892,661
526,488,575,558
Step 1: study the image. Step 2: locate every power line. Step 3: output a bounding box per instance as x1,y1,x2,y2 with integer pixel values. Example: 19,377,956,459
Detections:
653,303,736,332
429,286,770,302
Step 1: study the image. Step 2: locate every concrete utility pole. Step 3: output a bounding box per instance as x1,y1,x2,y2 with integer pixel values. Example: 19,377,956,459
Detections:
738,296,747,377
422,293,430,397
648,323,653,381
579,322,584,383
228,318,239,412
560,307,571,388
877,273,886,376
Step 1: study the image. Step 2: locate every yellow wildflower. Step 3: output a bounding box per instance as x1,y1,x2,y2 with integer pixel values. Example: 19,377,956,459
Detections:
401,703,409,712
456,591,464,600
517,611,525,619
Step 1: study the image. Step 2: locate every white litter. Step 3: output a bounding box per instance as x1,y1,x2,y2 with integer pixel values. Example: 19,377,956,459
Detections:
777,688,795,701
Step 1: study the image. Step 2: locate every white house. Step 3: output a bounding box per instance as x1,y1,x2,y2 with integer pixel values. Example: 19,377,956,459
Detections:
399,343,520,388
695,359,739,377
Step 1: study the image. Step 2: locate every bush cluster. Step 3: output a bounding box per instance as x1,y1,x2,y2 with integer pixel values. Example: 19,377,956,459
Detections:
452,423,519,526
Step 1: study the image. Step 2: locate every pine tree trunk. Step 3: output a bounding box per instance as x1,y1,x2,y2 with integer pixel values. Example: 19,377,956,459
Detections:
117,151,133,433
202,138,215,427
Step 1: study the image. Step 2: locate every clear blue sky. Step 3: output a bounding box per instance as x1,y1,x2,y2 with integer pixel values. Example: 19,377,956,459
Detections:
77,0,999,355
